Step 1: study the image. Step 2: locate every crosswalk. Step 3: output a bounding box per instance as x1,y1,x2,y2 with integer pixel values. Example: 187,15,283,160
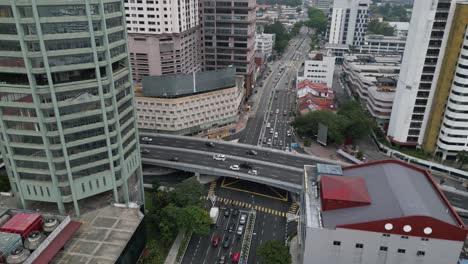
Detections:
208,180,217,196
216,197,287,217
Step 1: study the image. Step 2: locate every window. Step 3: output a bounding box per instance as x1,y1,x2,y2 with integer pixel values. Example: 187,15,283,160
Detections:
333,241,341,246
397,249,406,254
401,236,409,239
355,243,363,248
421,238,429,241
417,251,425,256
380,246,388,251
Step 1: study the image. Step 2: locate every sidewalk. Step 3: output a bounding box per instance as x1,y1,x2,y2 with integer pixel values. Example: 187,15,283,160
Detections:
289,236,300,264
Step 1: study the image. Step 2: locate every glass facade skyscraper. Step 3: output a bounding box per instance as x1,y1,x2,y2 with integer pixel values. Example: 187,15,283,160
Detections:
0,0,143,216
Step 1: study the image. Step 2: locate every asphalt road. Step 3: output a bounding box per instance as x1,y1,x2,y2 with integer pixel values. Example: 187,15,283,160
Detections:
443,191,468,211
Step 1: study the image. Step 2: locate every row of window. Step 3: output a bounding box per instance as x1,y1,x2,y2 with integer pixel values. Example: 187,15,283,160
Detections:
332,241,426,256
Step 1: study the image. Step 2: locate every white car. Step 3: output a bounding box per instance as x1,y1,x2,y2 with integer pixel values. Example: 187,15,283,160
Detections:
275,109,279,114
270,128,274,134
274,132,278,138
141,136,152,142
266,122,271,128
267,139,272,145
213,154,226,161
237,225,244,235
287,130,291,137
248,170,258,175
230,165,240,171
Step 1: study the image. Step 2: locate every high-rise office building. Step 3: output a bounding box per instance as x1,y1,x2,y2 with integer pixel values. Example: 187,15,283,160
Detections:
388,0,468,160
124,0,202,82
0,0,143,216
201,0,256,97
327,0,370,46
315,0,332,16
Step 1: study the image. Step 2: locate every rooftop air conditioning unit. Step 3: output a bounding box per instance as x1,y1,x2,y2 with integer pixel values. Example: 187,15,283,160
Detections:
6,247,30,264
24,231,46,251
43,218,59,233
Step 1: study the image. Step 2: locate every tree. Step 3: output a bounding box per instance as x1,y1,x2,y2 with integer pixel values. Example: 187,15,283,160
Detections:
264,21,291,53
168,178,204,207
367,19,395,36
369,3,411,22
258,240,291,264
337,101,371,141
305,7,327,34
296,7,302,13
456,151,468,169
292,110,346,145
180,206,211,236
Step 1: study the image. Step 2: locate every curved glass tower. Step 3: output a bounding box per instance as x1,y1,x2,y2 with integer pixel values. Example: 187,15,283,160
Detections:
0,0,142,216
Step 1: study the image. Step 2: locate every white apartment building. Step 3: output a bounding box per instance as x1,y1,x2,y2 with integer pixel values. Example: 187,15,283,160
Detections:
135,68,244,135
342,54,401,128
358,34,406,55
388,0,468,160
302,53,336,87
299,161,467,264
256,33,275,58
388,21,409,38
124,0,202,81
327,0,370,46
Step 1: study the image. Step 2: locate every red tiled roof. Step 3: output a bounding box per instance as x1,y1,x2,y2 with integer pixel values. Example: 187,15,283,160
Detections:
297,80,332,94
32,221,81,264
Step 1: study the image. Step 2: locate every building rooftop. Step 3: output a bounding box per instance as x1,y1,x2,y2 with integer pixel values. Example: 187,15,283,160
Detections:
318,160,467,241
141,67,238,98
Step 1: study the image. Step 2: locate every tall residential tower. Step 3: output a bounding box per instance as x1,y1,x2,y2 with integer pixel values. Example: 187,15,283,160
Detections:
0,0,143,216
388,0,468,160
124,0,202,82
327,0,370,46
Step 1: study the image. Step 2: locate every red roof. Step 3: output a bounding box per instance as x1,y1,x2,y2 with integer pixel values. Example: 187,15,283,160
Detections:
320,175,371,211
0,213,42,237
297,80,332,94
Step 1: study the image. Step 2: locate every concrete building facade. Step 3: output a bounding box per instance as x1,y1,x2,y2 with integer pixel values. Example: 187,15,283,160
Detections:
358,34,406,55
302,53,336,87
255,33,275,58
327,0,370,46
315,0,332,16
124,0,202,81
135,68,244,135
387,0,468,161
0,0,143,216
201,0,257,97
299,160,467,264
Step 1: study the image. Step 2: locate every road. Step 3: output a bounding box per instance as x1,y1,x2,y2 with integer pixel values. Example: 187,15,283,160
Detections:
234,29,310,146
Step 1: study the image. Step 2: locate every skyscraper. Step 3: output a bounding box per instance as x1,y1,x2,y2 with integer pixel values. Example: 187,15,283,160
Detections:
327,0,370,46
124,0,202,82
388,0,468,160
201,0,256,97
0,0,143,216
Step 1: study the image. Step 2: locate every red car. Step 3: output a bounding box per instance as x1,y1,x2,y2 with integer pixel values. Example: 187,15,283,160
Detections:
232,251,239,263
212,236,219,247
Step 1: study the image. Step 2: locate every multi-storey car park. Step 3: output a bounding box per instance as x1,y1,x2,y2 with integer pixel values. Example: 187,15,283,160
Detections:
0,0,143,216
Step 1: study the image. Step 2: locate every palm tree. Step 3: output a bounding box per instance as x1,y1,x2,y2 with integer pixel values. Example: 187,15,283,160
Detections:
456,150,468,169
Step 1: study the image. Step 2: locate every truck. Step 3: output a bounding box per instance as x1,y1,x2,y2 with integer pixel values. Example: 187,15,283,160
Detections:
210,207,219,225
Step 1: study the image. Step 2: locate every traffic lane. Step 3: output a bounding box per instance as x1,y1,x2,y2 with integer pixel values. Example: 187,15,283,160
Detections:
443,191,468,211
141,150,304,184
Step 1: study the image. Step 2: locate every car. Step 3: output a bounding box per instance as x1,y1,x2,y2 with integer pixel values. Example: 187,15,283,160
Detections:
274,132,278,138
229,165,240,171
270,128,274,134
248,169,258,175
270,110,273,115
213,154,226,161
274,95,278,100
247,150,258,156
169,157,179,162
283,110,287,116
205,141,215,148
228,223,236,232
219,256,226,264
239,214,247,225
237,225,244,235
273,139,278,146
232,251,240,263
266,122,271,128
279,140,283,146
224,209,230,217
285,147,291,152
222,237,230,248
287,130,291,136
232,209,239,219
140,149,150,154
141,136,152,142
240,163,253,170
263,137,267,144
275,109,279,114
267,138,272,145
212,236,220,247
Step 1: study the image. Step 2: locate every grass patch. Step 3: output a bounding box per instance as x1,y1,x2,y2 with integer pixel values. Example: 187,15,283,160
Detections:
140,191,173,264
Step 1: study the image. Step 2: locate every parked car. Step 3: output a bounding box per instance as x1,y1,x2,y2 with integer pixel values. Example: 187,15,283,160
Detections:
141,136,152,142
248,170,258,175
263,137,267,144
287,130,292,137
205,141,215,148
140,149,150,154
232,209,239,219
270,128,274,134
213,154,226,161
229,165,240,171
267,138,272,145
279,140,283,146
224,209,230,217
274,132,278,138
237,225,244,235
239,214,247,225
219,255,226,264
228,223,236,232
247,150,258,156
212,236,220,247
283,110,287,116
275,109,279,114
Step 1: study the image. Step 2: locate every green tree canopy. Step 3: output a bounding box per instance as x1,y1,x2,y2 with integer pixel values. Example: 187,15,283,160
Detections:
369,3,411,22
264,21,291,53
305,7,327,34
258,240,291,264
257,0,302,7
168,178,204,207
367,19,395,36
